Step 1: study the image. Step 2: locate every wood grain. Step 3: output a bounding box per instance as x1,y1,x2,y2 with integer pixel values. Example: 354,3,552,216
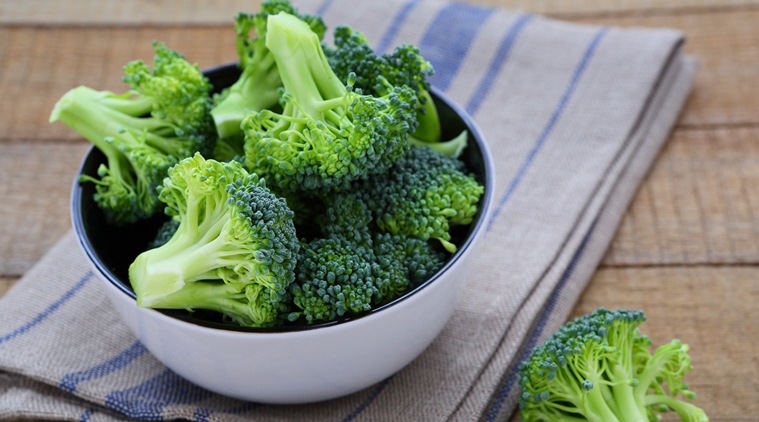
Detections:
1,8,757,145
0,276,18,297
603,126,759,266
1,0,757,24
0,141,90,275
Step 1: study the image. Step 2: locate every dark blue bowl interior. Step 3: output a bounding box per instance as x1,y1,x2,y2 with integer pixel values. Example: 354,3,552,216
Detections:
71,63,494,332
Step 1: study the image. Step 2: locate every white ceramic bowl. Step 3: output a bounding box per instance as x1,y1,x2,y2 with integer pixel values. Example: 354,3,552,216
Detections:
70,64,495,404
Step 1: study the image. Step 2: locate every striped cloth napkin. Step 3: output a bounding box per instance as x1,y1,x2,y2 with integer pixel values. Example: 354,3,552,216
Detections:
0,0,696,420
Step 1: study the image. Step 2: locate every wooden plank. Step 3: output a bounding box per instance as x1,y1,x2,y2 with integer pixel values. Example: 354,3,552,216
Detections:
0,141,91,276
603,126,759,266
0,276,18,297
512,265,759,421
1,8,757,142
570,8,759,127
0,0,757,25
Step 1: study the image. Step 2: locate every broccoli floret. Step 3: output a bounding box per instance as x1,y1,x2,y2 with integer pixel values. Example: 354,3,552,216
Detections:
50,42,215,225
357,145,484,253
315,193,373,239
325,25,440,143
287,193,444,324
289,234,379,324
210,0,326,140
128,153,300,328
518,308,709,422
373,232,445,293
242,12,418,194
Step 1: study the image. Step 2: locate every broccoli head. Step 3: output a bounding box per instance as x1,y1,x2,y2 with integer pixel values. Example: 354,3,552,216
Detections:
128,153,300,328
242,12,418,194
358,145,484,253
325,25,440,143
210,0,326,141
50,42,216,225
287,194,444,324
518,308,708,422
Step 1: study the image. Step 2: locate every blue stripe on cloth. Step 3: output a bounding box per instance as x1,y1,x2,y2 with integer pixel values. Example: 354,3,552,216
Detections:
0,271,93,346
340,377,392,422
105,369,215,420
483,219,597,421
418,3,495,91
465,14,533,115
316,0,335,16
192,401,260,422
60,340,148,393
79,408,96,422
486,27,609,231
375,0,421,54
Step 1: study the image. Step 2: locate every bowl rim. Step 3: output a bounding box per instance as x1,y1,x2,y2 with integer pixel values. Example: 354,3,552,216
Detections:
70,63,496,334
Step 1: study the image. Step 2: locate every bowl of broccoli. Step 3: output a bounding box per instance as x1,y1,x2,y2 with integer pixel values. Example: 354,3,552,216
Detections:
65,1,494,404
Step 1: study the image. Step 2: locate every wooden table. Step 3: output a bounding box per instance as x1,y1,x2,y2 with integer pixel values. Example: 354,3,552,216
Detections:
1,1,756,420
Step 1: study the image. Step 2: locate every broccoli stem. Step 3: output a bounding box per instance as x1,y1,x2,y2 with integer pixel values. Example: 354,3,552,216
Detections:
265,12,347,120
601,364,647,421
410,130,468,158
644,395,709,422
583,379,621,422
211,52,281,139
130,209,232,306
411,89,441,143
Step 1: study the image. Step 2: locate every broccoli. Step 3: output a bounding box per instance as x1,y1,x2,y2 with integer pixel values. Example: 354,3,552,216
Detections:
50,42,215,225
324,25,441,144
357,145,484,253
287,194,444,324
518,308,708,422
242,12,418,194
210,0,326,141
128,153,300,328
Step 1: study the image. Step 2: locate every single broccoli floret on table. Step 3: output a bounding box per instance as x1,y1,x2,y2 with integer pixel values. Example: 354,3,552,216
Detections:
242,12,418,194
287,193,444,324
357,145,484,253
518,308,709,422
128,153,300,328
325,25,441,144
210,0,326,142
50,42,216,225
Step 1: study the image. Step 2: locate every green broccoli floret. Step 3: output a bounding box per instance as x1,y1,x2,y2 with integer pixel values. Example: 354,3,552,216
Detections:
50,42,215,225
325,25,441,144
357,145,484,253
518,308,709,422
287,194,444,324
242,12,418,194
372,232,445,294
210,0,326,141
128,153,300,328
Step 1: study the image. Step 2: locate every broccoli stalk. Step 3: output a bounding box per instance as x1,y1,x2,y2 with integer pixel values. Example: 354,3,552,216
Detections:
128,154,300,327
50,42,216,225
243,12,418,194
210,0,326,141
518,308,708,422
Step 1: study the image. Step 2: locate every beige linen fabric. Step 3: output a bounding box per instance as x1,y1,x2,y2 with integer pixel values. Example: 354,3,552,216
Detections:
0,0,696,420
